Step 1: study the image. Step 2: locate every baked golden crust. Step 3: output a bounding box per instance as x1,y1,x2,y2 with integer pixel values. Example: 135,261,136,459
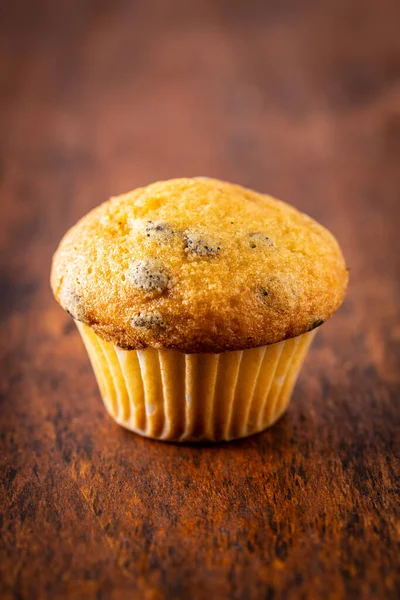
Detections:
51,178,348,353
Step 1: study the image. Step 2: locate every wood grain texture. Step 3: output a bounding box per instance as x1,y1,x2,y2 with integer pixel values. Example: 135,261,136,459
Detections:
0,0,399,598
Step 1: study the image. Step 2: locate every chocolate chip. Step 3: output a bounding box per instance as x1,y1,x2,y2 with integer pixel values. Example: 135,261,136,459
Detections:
145,220,176,242
127,259,170,294
128,218,177,243
183,230,221,258
247,232,275,249
117,341,135,351
309,319,324,331
258,287,270,300
131,311,166,330
60,285,88,323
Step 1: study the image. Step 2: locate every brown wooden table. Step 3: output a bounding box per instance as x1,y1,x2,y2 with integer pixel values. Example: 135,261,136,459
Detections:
1,1,399,598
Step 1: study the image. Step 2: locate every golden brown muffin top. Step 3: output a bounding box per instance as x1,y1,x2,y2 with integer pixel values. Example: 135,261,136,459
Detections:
51,178,348,353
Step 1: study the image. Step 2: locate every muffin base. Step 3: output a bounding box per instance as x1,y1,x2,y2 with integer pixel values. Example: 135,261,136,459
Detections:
76,323,316,442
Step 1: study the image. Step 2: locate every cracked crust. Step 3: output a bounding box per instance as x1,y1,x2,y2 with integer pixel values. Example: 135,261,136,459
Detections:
51,178,348,353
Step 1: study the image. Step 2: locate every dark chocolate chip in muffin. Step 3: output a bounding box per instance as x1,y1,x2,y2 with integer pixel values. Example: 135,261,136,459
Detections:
59,284,89,323
145,220,177,242
257,277,298,313
259,287,269,298
247,232,275,249
127,259,170,294
131,311,166,330
183,230,221,258
309,318,324,331
128,218,177,243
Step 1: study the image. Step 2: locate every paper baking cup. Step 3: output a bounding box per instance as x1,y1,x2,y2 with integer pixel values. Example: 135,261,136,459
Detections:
76,323,316,442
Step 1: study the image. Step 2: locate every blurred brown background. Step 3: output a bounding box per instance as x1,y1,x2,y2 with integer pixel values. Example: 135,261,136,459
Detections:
0,1,399,599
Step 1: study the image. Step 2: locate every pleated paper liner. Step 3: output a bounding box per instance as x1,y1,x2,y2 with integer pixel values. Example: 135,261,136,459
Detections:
76,322,316,442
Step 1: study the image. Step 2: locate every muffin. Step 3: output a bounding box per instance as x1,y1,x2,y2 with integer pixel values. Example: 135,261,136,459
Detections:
51,178,348,442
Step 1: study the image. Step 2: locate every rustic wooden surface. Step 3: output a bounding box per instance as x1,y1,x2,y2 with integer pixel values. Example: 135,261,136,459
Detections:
1,1,399,598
